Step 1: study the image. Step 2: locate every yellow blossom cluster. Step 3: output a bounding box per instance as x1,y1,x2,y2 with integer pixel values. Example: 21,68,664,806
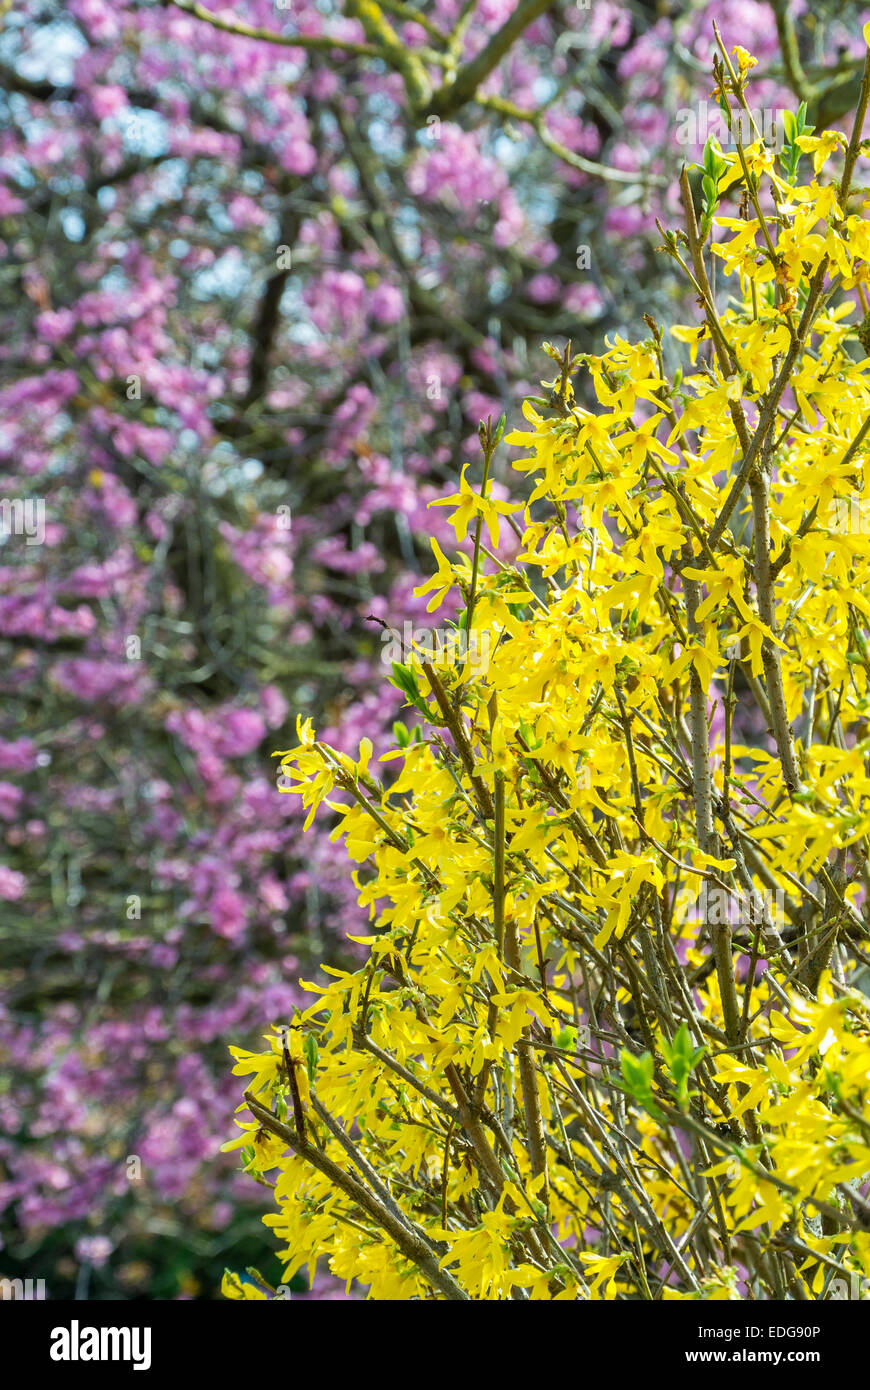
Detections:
223,45,870,1301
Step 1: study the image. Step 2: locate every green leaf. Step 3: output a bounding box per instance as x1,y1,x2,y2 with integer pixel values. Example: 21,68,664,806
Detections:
621,1049,653,1090
781,108,797,146
304,1032,318,1084
390,662,429,715
391,661,418,699
702,137,728,181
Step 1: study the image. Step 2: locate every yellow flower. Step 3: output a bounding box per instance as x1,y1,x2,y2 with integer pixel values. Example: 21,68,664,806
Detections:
429,463,521,547
731,45,758,73
576,1251,630,1298
413,537,467,613
796,131,846,175
682,556,754,625
223,88,870,1302
220,1271,268,1300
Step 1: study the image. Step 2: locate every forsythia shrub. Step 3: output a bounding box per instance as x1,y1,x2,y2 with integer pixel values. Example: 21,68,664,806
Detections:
223,42,870,1300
